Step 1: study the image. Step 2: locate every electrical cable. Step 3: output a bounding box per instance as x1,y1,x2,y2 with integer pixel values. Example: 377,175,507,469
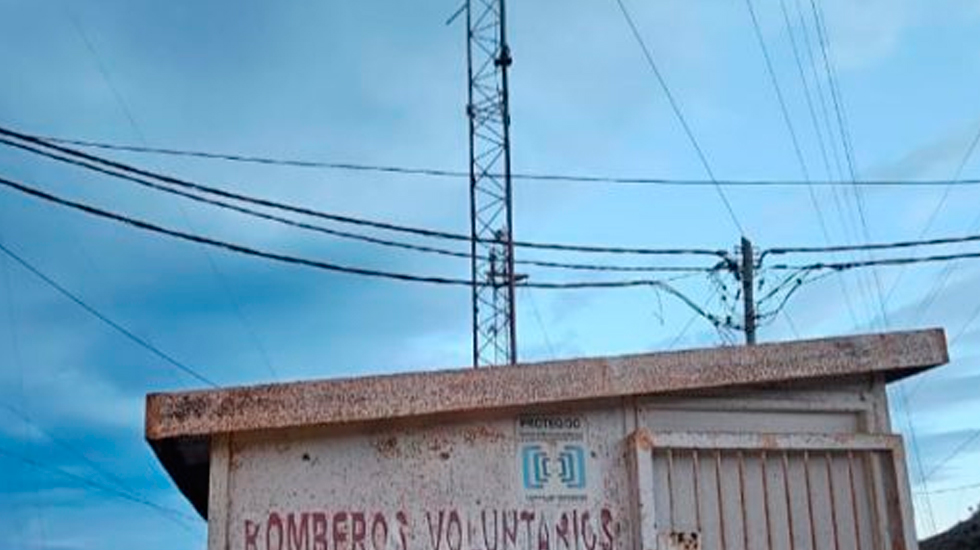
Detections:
9,130,980,186
0,238,217,388
777,0,863,329
762,233,980,257
0,402,200,527
923,430,980,483
768,251,980,271
0,174,724,326
524,287,557,359
0,445,199,532
887,123,980,328
809,0,891,335
611,0,745,235
0,135,718,275
0,126,727,257
914,480,980,496
743,0,824,229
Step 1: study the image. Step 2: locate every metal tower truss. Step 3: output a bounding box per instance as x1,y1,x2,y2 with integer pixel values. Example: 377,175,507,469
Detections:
466,0,518,367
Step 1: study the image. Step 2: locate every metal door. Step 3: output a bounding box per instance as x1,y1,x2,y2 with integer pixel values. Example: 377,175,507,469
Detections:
628,430,918,550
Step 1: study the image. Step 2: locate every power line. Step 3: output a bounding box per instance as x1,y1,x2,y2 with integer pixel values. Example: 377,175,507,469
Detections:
915,480,980,496
14,131,980,187
611,0,745,235
779,0,862,329
809,0,892,337
768,250,980,271
524,287,557,359
762,232,980,257
743,0,815,187
751,0,861,329
59,3,146,145
780,0,833,183
61,8,281,384
915,121,980,241
0,445,199,533
0,238,217,388
898,384,935,528
0,174,724,325
0,137,719,275
0,402,199,528
0,403,131,496
923,430,980,482
888,122,980,328
951,298,980,345
0,127,726,258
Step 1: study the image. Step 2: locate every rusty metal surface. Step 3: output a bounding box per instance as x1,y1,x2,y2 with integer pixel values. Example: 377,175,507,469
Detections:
630,430,916,550
146,329,947,441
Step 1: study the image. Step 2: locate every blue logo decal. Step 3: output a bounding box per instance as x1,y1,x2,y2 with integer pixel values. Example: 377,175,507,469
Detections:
520,444,586,491
521,445,549,489
558,445,586,489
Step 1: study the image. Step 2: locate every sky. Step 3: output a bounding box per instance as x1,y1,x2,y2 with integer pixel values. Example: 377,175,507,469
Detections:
1,0,980,547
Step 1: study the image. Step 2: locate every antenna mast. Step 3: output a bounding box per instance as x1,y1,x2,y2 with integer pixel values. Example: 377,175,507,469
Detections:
466,0,518,367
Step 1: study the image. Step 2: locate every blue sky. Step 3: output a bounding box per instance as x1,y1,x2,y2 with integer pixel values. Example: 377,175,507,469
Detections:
1,0,980,547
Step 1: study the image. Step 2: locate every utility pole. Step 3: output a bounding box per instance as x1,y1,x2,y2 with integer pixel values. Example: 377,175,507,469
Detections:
740,236,756,345
466,0,518,367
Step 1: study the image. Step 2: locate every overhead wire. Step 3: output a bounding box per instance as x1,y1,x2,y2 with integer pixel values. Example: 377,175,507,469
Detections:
890,125,980,328
923,430,980,483
14,131,980,187
809,0,890,333
767,250,980,271
913,123,980,243
0,402,132,496
780,0,862,328
611,0,745,235
762,232,980,257
58,4,278,385
0,126,727,258
743,0,826,233
0,238,218,388
745,0,860,330
0,234,37,544
0,137,718,275
0,445,199,533
780,0,832,186
914,480,980,496
782,13,938,517
0,402,199,527
0,174,726,327
523,287,557,359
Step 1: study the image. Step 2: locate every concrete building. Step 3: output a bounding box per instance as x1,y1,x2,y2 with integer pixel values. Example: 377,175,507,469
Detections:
147,329,947,550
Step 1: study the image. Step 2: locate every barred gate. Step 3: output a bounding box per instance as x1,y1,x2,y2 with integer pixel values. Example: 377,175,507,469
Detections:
628,430,917,550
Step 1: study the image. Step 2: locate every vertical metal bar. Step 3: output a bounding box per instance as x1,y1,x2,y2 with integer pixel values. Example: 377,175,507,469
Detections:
465,0,478,369
846,451,863,550
865,452,883,550
887,443,918,550
803,451,818,550
825,452,841,550
496,0,517,364
715,450,728,550
666,448,675,527
738,451,749,550
692,449,702,530
627,435,657,550
741,237,756,345
781,452,797,550
761,451,773,550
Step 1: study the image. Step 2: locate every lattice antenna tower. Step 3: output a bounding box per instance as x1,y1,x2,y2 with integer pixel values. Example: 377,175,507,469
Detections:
466,0,518,367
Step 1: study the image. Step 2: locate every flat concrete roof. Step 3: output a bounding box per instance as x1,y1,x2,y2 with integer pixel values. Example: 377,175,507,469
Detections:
145,329,948,517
